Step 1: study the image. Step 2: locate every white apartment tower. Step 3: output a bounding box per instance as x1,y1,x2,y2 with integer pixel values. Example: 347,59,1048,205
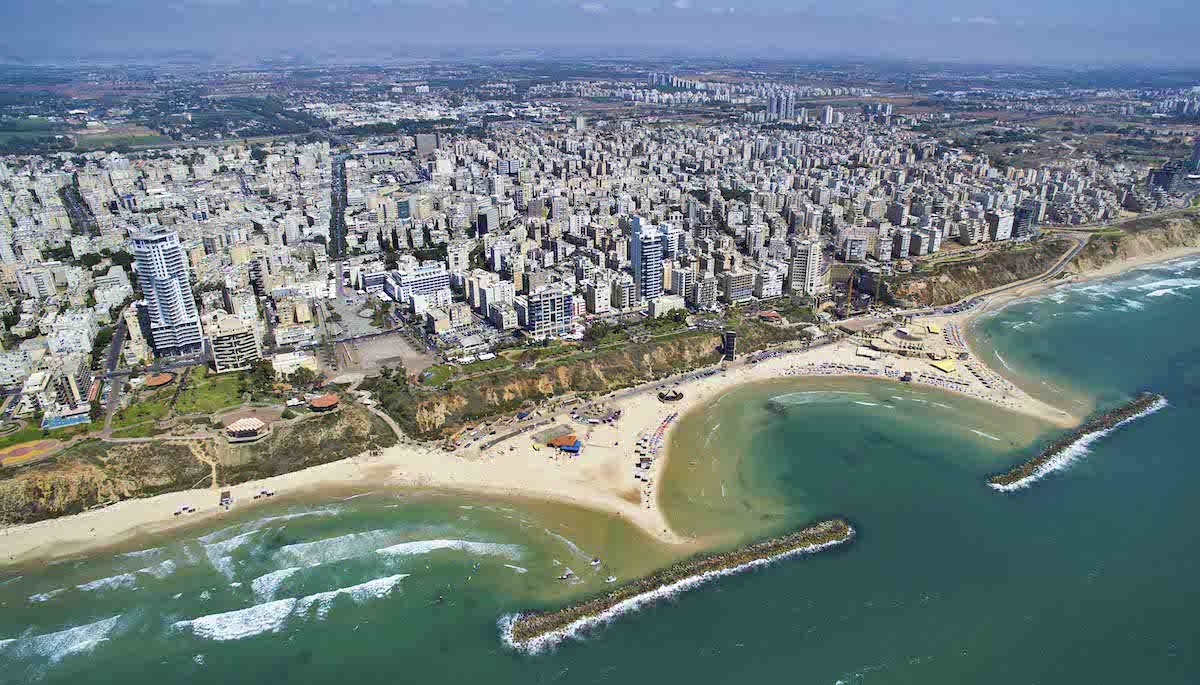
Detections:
789,240,825,297
630,216,664,302
131,227,204,356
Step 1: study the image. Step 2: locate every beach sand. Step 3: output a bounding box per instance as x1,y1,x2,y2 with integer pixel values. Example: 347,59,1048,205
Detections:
10,245,1190,567
0,323,1071,566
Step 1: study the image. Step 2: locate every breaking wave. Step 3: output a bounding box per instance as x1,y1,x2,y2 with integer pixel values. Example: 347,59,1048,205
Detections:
498,531,854,654
28,588,66,603
77,572,139,593
272,529,393,567
174,599,298,642
375,539,522,560
990,396,1168,492
971,430,1002,442
2,615,124,663
251,567,302,602
768,391,867,408
295,575,408,619
203,530,260,579
175,575,408,641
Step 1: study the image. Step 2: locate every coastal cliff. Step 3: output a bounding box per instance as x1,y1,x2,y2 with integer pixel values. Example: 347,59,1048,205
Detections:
1069,210,1200,274
0,404,395,526
369,333,726,438
894,237,1072,307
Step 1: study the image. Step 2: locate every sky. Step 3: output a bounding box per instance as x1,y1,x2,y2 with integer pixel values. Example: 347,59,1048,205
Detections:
1,0,1198,66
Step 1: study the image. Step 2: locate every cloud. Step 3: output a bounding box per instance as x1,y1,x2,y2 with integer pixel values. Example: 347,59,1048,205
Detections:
966,16,997,24
671,0,690,8
578,0,607,13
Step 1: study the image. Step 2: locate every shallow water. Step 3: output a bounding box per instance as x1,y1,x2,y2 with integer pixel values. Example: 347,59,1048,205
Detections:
3,256,1199,683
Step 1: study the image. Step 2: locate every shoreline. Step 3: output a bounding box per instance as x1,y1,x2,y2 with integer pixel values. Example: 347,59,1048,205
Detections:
3,245,1194,567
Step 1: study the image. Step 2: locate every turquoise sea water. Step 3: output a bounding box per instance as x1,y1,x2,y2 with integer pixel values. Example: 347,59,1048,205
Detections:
3,257,1199,683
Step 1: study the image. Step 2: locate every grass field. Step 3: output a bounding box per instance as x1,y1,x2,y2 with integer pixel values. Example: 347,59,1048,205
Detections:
0,424,44,452
109,423,161,439
174,366,245,415
112,389,173,429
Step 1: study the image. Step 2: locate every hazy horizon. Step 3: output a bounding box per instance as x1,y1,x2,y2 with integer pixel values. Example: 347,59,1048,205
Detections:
3,0,1199,67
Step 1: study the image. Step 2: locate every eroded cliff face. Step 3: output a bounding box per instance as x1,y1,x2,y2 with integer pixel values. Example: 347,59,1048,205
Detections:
409,333,724,437
1070,211,1200,273
894,238,1072,307
0,405,396,527
0,441,208,526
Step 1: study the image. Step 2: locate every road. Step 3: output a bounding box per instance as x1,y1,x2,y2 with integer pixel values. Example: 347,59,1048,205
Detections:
897,231,1089,318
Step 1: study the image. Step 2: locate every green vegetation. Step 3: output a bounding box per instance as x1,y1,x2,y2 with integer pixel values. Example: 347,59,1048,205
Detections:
419,364,455,386
0,440,210,525
220,404,396,483
174,366,246,415
111,390,172,429
110,423,161,439
0,424,46,451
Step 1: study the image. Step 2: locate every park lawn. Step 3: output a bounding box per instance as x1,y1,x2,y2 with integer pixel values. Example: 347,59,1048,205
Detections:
458,357,512,375
175,366,245,415
0,424,46,451
112,388,174,429
419,364,454,386
110,422,160,439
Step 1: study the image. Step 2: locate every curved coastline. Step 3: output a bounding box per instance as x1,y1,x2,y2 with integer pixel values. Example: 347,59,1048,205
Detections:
988,393,1167,491
500,518,854,652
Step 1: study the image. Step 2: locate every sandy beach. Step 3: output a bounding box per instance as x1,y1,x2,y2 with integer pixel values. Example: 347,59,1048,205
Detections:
8,244,1195,567
1,315,1071,566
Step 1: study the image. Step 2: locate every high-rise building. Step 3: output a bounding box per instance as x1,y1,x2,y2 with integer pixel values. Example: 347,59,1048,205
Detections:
206,313,263,373
1191,137,1200,171
130,227,204,356
788,240,824,296
631,216,664,302
820,106,835,126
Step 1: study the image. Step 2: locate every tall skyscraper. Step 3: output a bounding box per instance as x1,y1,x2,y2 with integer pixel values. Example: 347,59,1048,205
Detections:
630,216,664,302
131,227,204,356
820,105,835,125
788,240,824,296
1191,136,1200,171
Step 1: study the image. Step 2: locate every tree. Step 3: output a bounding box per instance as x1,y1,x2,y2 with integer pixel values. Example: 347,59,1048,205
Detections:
287,366,322,391
89,397,104,422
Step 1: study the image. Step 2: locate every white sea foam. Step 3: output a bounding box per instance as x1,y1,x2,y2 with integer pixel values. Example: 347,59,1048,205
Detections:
971,430,1002,442
250,506,342,527
375,539,522,560
769,391,867,407
499,529,855,653
203,530,259,578
0,575,22,588
140,559,178,580
541,530,589,561
28,588,66,603
990,396,1168,492
118,547,162,560
174,599,298,641
931,402,954,410
4,615,123,662
251,567,302,601
993,351,1015,372
273,529,392,567
295,575,408,619
0,639,14,650
1146,288,1175,298
77,571,139,593
504,564,529,574
852,401,880,407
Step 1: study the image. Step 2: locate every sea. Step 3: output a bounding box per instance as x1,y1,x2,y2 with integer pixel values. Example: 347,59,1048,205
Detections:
2,256,1198,684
